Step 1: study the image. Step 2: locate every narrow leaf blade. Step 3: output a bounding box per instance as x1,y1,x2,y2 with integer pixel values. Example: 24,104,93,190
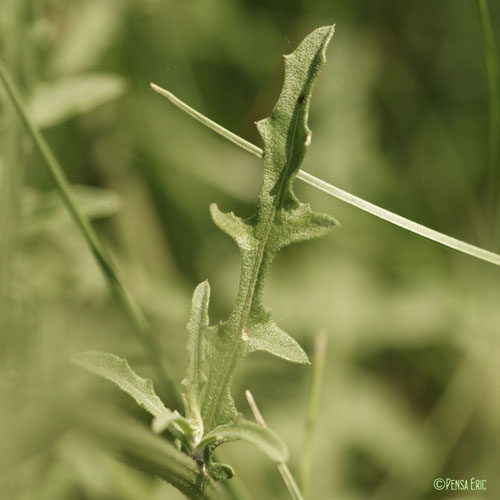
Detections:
183,281,211,442
72,351,167,417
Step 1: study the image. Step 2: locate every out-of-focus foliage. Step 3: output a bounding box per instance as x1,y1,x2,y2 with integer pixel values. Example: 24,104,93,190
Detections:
1,0,499,499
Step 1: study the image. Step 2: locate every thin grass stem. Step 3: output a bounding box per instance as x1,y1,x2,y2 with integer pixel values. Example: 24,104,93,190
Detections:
150,83,262,158
299,331,327,498
245,390,305,500
0,59,182,409
477,0,500,215
151,83,500,267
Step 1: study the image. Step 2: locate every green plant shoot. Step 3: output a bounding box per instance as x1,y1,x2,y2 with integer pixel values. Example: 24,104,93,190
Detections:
200,25,338,431
74,24,338,490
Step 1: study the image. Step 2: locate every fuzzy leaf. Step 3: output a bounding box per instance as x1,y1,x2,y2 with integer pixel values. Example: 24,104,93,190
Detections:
72,351,167,417
199,417,288,464
201,26,338,432
247,317,308,363
182,281,210,443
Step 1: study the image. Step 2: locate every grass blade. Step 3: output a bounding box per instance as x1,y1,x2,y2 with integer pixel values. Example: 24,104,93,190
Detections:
245,390,305,500
297,170,500,266
477,0,500,213
72,407,220,500
151,83,500,267
299,331,327,498
150,83,262,158
0,58,182,409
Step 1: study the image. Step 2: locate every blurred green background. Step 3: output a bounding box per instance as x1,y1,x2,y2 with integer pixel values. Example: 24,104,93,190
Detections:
1,0,500,499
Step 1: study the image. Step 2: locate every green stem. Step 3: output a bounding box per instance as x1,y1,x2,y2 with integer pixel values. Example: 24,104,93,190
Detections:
151,83,500,267
150,83,262,157
202,103,303,431
0,58,182,409
477,0,500,217
246,391,305,500
299,331,327,498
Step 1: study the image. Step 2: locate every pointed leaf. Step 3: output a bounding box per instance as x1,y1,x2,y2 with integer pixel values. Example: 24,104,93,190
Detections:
247,317,309,364
183,281,210,443
72,351,167,417
209,204,255,252
269,203,339,252
199,417,288,464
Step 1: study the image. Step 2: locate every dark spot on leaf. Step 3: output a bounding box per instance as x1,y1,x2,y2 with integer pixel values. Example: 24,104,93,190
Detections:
297,95,305,104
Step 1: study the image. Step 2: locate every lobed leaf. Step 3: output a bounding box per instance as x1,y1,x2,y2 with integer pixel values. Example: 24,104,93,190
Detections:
201,26,338,432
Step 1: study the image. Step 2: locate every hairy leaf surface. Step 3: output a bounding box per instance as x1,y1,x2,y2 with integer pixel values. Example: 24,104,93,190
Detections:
72,351,168,417
182,281,210,443
201,26,339,431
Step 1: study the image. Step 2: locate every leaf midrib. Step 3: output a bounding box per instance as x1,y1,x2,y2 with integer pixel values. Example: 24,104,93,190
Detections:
203,109,302,431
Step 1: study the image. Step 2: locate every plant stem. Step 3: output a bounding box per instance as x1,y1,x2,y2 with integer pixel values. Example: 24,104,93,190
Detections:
477,0,500,217
150,83,262,157
151,83,500,267
299,331,327,498
245,390,305,500
0,0,24,364
0,58,182,410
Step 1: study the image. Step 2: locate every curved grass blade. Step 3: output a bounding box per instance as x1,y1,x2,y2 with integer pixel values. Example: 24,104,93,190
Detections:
0,58,182,409
477,0,500,212
151,83,500,267
73,407,219,500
